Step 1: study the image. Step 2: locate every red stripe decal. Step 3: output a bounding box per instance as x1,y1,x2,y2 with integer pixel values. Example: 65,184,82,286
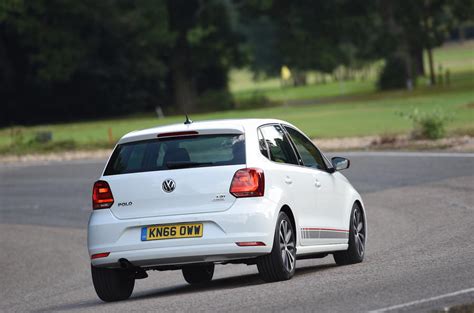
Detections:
302,227,349,232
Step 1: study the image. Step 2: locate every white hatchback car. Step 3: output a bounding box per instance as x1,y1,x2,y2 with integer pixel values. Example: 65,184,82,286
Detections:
88,118,366,301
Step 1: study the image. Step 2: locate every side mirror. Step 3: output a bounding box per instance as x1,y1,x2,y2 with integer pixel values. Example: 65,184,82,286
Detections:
331,157,350,171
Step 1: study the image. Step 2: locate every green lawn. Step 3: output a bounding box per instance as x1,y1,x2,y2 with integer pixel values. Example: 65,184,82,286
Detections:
234,79,377,102
1,41,473,155
1,78,472,154
426,40,474,74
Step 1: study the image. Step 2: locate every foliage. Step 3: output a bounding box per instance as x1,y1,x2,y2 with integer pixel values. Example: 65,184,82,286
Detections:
0,0,171,125
166,0,245,113
234,92,277,110
237,0,378,75
0,0,244,125
398,108,452,140
196,90,234,112
373,0,474,85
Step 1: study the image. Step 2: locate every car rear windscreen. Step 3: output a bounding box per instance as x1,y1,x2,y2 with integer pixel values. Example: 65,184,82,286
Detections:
104,134,245,175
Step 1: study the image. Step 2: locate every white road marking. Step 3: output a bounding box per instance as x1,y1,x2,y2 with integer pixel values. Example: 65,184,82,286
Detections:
339,151,474,158
368,287,474,312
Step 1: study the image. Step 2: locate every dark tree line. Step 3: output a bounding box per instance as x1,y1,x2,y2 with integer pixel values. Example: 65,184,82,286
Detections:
0,0,472,126
0,0,243,125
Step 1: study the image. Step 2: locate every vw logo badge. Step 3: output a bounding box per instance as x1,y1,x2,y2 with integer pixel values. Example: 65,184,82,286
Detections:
162,179,176,193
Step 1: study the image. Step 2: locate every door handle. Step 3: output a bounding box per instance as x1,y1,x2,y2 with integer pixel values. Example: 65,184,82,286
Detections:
285,177,293,185
314,179,321,188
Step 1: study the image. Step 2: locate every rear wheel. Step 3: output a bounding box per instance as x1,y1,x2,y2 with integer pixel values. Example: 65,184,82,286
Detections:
91,265,135,302
182,263,215,285
334,203,366,265
257,211,296,282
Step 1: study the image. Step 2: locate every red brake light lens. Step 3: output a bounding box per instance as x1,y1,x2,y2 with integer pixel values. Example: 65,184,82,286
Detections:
157,131,198,138
230,168,264,198
92,180,114,210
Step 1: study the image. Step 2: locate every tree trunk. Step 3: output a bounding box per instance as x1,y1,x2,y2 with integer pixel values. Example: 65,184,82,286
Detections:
170,38,197,113
459,26,465,43
423,1,436,86
404,50,414,90
411,46,425,76
426,45,435,86
171,62,197,114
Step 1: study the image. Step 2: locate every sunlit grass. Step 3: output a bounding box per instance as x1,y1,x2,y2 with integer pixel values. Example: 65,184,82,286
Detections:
1,76,472,154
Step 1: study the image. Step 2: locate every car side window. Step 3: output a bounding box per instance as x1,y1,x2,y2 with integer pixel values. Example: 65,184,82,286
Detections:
258,129,270,159
284,126,326,170
259,125,299,165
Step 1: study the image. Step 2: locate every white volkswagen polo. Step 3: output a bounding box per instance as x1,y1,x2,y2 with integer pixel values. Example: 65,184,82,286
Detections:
88,118,367,301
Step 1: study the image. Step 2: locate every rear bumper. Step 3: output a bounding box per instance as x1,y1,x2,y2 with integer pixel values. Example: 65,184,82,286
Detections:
88,197,277,268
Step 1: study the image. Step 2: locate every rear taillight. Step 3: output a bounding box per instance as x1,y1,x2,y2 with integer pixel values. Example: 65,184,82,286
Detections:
230,168,264,198
92,180,114,210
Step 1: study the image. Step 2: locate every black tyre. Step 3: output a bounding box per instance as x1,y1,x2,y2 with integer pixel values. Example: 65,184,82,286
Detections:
334,203,366,265
91,265,135,302
257,211,296,282
182,263,215,285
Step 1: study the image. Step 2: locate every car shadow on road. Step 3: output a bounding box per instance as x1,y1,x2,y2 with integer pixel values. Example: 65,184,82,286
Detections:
33,263,337,312
130,263,337,302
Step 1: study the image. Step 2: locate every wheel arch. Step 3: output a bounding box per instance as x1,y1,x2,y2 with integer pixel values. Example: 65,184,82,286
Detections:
353,199,368,239
280,205,297,246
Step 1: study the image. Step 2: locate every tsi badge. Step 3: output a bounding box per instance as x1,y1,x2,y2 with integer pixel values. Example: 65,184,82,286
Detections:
118,201,133,207
212,194,226,202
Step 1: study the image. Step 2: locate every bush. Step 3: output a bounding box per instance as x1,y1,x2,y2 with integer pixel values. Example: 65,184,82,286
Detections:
378,56,410,90
399,108,451,140
9,127,25,146
234,92,278,110
197,90,234,112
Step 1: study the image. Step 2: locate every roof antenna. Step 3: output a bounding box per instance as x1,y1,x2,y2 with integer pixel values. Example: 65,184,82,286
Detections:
184,114,193,125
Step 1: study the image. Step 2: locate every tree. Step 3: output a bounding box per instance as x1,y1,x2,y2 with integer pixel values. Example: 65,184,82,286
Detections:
165,0,244,113
236,0,378,77
376,0,474,87
0,0,172,125
0,0,245,125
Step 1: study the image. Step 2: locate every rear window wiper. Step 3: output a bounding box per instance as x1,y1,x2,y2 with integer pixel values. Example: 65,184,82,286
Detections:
166,161,214,169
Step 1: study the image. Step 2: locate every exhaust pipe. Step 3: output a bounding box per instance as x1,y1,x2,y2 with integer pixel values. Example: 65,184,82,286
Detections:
119,258,148,279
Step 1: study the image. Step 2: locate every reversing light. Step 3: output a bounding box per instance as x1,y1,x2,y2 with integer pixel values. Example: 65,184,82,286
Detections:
92,180,114,210
230,168,265,198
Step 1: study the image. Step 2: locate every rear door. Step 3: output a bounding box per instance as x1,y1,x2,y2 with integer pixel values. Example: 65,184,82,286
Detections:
258,125,317,243
103,133,246,219
284,126,348,245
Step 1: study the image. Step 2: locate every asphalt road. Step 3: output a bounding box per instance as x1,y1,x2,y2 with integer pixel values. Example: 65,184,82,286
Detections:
1,152,473,313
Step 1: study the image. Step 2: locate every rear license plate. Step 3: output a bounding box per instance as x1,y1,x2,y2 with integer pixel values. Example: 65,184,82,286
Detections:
141,223,203,241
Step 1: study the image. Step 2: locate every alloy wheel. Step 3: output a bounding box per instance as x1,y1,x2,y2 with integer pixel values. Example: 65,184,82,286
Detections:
353,207,365,257
279,219,296,272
